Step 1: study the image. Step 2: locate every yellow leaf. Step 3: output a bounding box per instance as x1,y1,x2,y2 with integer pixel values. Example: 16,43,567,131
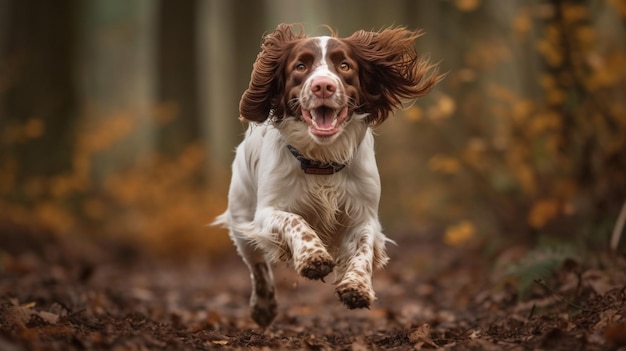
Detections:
512,100,534,123
427,94,456,120
514,8,532,39
535,39,563,67
35,201,75,234
23,118,44,139
83,198,105,220
575,26,595,47
463,138,487,169
488,84,516,103
404,106,423,122
444,221,476,246
454,0,481,12
547,87,565,105
428,155,461,174
562,4,588,22
438,94,456,116
528,199,560,229
607,0,626,18
530,111,561,134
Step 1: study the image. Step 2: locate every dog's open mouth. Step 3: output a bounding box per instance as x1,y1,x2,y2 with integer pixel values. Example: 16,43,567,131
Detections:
301,106,349,137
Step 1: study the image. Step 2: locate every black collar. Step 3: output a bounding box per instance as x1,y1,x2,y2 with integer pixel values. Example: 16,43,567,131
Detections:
287,145,347,175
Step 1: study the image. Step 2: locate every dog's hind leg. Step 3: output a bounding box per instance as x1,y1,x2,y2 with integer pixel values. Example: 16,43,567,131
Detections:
231,232,277,327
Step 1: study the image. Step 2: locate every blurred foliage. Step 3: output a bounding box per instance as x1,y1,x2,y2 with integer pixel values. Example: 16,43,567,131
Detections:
380,0,626,254
0,113,230,258
1,0,625,258
497,243,579,298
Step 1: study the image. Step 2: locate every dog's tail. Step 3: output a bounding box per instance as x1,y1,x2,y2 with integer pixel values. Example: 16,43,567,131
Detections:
210,211,230,228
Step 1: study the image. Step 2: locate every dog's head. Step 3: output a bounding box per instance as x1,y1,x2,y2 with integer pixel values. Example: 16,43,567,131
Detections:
239,24,442,147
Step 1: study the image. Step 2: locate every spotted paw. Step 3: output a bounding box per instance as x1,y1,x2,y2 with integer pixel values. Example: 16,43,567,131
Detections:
297,254,335,281
336,286,373,309
251,299,277,327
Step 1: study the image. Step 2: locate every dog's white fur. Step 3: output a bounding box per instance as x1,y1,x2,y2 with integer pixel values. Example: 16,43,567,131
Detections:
213,24,439,327
214,109,391,324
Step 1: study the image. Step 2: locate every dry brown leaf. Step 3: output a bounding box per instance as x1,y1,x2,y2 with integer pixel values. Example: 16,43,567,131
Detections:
468,329,481,339
37,311,59,325
583,269,617,295
129,287,154,301
351,337,369,351
593,309,620,331
205,310,223,328
407,323,438,348
19,301,36,309
5,306,33,327
604,324,626,347
4,301,38,327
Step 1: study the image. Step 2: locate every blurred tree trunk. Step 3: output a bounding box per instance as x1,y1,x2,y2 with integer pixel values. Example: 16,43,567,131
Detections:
198,0,265,186
75,0,157,183
0,0,77,180
0,0,10,127
198,0,233,185
156,0,199,155
332,0,407,32
264,0,328,31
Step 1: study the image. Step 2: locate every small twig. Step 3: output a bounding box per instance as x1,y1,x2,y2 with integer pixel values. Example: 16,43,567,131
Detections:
610,200,626,252
533,279,598,313
527,304,537,320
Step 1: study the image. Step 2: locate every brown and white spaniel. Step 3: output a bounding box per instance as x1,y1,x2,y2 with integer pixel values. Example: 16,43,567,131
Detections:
214,24,441,327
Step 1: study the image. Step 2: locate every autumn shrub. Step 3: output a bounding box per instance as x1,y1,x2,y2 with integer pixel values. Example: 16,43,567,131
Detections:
0,113,230,259
378,1,626,252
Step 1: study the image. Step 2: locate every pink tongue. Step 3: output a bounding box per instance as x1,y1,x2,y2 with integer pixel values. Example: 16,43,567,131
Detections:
316,107,334,128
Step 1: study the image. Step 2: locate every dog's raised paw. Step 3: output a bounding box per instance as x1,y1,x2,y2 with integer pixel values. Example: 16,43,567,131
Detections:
336,286,373,309
297,255,335,280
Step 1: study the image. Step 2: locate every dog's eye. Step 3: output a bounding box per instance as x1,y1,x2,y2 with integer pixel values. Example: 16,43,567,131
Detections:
339,62,350,72
295,63,307,72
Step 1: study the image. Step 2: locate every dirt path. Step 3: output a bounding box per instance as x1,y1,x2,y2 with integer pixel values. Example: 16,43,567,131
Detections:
1,231,625,350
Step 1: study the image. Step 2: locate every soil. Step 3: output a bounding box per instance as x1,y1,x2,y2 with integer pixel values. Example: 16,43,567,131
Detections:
1,226,625,351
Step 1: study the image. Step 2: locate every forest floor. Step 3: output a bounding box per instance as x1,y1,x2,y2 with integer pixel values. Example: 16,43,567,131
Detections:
1,225,625,351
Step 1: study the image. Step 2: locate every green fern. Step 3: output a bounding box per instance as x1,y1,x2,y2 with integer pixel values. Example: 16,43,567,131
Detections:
502,244,577,298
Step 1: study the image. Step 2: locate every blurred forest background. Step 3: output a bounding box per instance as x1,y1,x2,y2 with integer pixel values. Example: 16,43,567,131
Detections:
1,0,625,259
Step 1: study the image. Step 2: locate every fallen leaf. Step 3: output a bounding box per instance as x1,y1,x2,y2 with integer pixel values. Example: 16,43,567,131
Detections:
468,329,481,339
129,287,154,301
351,337,369,351
594,309,619,331
407,323,438,348
603,324,626,347
4,301,37,327
583,269,617,295
37,311,59,324
20,301,36,309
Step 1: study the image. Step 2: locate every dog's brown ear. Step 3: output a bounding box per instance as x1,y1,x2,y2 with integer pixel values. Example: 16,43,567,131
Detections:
344,27,444,126
239,24,306,123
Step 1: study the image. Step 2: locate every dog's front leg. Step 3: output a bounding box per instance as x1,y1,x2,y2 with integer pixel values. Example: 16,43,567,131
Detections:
253,208,335,280
335,221,388,309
